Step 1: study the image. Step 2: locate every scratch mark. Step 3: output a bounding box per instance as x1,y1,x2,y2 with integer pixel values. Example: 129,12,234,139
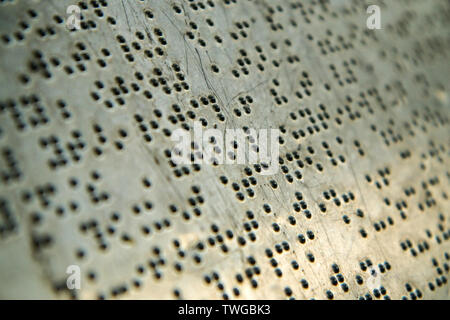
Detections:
121,0,131,32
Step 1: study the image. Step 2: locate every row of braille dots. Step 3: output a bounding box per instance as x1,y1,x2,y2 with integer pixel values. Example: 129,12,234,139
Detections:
391,195,410,214
365,168,410,223
22,182,79,215
326,263,351,299
203,269,237,300
419,105,450,129
427,254,449,293
319,188,356,214
30,229,53,256
291,191,312,220
185,15,224,48
284,256,314,298
232,37,301,79
91,124,128,156
181,223,234,269
79,217,109,252
61,42,98,77
417,141,448,170
400,236,430,259
53,276,79,298
315,29,354,56
265,232,316,280
341,208,365,225
358,287,390,300
185,96,220,128
276,147,321,182
353,88,382,116
164,143,202,179
228,168,258,201
66,41,93,74
91,73,147,109
322,137,353,168
63,0,106,32
66,0,107,32
242,210,259,244
171,0,217,14
334,103,365,126
269,78,289,107
417,177,443,213
234,255,261,298
184,15,216,48
199,214,257,255
1,8,59,46
0,198,17,238
243,131,284,175
253,44,280,73
330,59,358,88
68,12,98,32
205,254,262,300
187,92,225,123
357,259,392,300
228,16,253,42
85,171,109,205
100,246,171,299
156,191,207,272
39,131,85,170
434,213,450,245
231,47,258,79
365,167,391,190
56,99,72,120
335,92,377,126
24,185,58,256
93,64,160,107
360,259,391,274
383,122,404,147
290,105,329,135
275,149,303,182
146,246,167,283
169,150,202,179
142,97,221,160
180,185,205,221
148,64,190,96
263,2,298,33
295,71,313,99
221,160,291,196
298,0,337,25
133,113,156,145
167,196,203,224
0,148,21,184
24,50,57,82
232,95,254,118
265,242,292,279
115,26,166,64
103,177,154,242
160,97,229,176
353,271,391,300
167,219,238,284
290,106,332,141
0,94,49,131
97,247,168,299
401,283,424,300
400,214,449,259
140,211,171,238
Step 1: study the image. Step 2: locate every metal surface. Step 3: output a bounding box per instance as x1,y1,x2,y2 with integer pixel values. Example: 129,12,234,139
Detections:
0,0,449,300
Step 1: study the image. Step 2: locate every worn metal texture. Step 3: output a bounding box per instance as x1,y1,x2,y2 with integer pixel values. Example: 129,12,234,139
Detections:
0,0,449,300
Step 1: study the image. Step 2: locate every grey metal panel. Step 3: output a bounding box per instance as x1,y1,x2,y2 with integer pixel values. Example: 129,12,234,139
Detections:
0,0,448,299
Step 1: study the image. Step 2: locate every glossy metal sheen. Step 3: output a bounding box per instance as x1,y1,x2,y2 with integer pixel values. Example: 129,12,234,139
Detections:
0,0,449,300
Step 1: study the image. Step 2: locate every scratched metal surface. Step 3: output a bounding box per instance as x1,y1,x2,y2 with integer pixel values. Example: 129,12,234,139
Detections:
0,0,449,300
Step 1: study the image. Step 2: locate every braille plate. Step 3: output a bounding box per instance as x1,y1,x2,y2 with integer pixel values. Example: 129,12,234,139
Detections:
0,0,449,300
